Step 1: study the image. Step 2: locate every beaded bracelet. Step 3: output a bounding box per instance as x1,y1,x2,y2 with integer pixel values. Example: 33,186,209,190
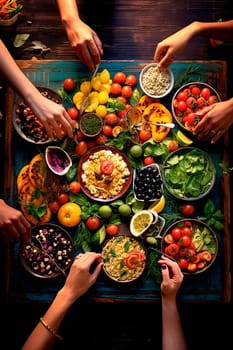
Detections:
39,317,63,341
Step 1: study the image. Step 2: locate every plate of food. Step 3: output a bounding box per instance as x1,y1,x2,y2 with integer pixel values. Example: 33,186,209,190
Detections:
19,224,74,279
13,86,64,144
161,219,218,274
78,145,132,202
162,147,216,201
171,81,221,134
102,234,147,283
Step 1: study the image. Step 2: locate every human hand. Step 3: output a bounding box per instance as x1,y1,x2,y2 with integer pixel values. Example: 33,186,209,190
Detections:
27,93,75,139
64,17,103,71
158,256,184,299
59,252,103,305
0,199,31,243
154,23,197,68
193,98,233,144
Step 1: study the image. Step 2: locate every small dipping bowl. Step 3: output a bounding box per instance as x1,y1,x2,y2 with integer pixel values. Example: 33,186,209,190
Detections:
45,146,72,176
79,112,103,137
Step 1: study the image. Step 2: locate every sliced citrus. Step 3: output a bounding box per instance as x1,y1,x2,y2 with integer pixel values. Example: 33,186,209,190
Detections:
91,225,106,246
176,130,193,146
130,210,154,237
112,125,123,138
148,195,166,213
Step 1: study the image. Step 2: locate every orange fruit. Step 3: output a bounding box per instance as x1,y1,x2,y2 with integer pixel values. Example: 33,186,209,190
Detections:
57,202,82,227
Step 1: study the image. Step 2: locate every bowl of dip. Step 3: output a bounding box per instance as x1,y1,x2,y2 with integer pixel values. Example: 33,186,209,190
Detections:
79,112,103,137
139,62,174,98
45,146,72,176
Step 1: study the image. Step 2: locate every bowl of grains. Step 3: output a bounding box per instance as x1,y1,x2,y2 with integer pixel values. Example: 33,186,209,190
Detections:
139,62,174,98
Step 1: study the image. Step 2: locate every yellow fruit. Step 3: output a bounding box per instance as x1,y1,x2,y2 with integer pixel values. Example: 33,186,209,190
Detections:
176,130,193,146
98,91,109,104
57,202,82,227
85,96,99,113
112,125,123,138
80,81,92,95
148,195,166,213
99,69,111,83
73,91,84,107
96,105,107,117
118,204,131,217
130,210,154,237
99,83,112,93
91,76,102,91
89,91,99,99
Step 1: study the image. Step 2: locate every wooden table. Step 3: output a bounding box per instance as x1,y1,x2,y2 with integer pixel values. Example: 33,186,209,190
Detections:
3,59,231,303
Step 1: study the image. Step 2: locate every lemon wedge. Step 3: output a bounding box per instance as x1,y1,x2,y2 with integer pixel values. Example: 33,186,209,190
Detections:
130,210,154,237
176,130,193,146
148,195,166,214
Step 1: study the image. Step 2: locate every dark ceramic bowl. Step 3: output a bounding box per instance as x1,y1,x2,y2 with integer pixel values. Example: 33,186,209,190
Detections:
79,112,103,137
161,219,218,275
19,224,74,278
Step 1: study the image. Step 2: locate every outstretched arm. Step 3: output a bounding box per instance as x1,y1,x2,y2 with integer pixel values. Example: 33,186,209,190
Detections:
0,40,74,139
56,0,103,71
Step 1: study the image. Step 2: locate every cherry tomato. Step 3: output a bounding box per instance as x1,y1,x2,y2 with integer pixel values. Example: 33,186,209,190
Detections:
116,96,127,105
48,200,60,213
105,113,118,125
117,104,131,118
110,83,122,95
106,223,119,236
75,141,88,156
86,216,101,230
125,74,137,86
86,139,97,149
171,227,182,240
196,96,206,107
113,72,126,84
168,140,179,152
139,129,151,142
95,134,108,145
190,86,201,96
58,192,69,205
69,181,81,194
176,100,187,112
177,90,188,101
75,130,84,141
187,262,197,272
121,85,133,98
186,96,197,109
67,107,79,120
143,156,155,166
100,160,114,174
165,243,179,256
181,226,192,236
182,112,197,125
179,203,195,216
102,125,113,137
201,87,211,99
178,235,191,247
178,258,189,270
208,95,218,105
63,77,75,91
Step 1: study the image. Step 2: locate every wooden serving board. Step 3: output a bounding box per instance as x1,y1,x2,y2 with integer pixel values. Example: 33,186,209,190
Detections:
3,60,231,303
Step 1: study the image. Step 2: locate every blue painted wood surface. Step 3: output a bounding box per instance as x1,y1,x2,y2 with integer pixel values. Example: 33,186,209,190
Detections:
8,60,230,302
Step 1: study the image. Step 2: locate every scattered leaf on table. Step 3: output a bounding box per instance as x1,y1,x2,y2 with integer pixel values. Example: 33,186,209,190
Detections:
13,34,30,48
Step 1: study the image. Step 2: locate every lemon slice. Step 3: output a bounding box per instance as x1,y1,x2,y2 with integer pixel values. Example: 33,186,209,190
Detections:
176,130,193,146
148,195,166,214
130,210,154,237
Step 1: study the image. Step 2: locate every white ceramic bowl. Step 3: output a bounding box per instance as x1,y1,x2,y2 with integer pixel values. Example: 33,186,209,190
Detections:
139,62,174,98
45,146,72,176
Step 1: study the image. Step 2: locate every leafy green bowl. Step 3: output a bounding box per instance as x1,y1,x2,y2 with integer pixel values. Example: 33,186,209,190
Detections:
161,147,216,201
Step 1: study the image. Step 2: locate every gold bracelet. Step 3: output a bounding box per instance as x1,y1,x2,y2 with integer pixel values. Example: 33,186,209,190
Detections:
39,317,63,341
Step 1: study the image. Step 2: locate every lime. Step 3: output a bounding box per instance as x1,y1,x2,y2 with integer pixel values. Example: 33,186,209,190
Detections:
98,205,112,218
176,130,193,146
129,144,143,158
91,225,106,246
118,204,131,217
130,210,154,237
148,195,166,214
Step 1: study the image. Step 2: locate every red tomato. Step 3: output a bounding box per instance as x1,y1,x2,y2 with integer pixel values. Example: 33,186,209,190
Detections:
201,87,211,99
178,258,189,270
171,227,182,240
139,129,151,142
166,243,179,256
186,96,197,109
105,113,118,126
179,203,195,216
110,83,122,95
177,90,188,101
117,104,131,118
187,262,197,272
125,74,137,86
58,192,69,205
95,134,108,145
69,181,81,194
106,224,119,236
75,130,84,141
190,86,201,96
86,139,96,149
143,156,155,166
75,141,88,156
178,235,191,247
121,85,133,98
168,140,179,152
208,95,218,105
67,107,79,120
196,96,206,107
86,216,101,230
182,112,197,125
181,226,192,236
102,125,113,136
48,200,60,213
100,160,114,174
125,251,145,269
116,96,127,105
176,100,187,112
63,78,75,91
113,72,126,84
